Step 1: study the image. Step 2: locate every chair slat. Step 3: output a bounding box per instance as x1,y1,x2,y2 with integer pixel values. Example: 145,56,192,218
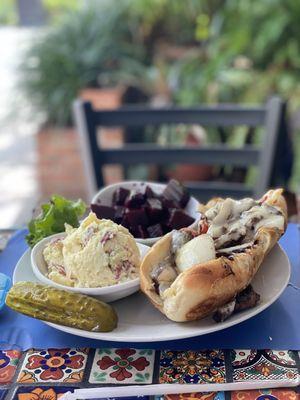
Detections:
185,181,253,201
97,145,260,167
95,107,266,127
73,98,284,199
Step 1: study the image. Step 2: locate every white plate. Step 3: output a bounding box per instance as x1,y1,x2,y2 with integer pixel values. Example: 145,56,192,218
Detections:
13,244,290,342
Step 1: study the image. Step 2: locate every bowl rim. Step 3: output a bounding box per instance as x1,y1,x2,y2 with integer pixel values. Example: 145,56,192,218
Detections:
91,180,200,242
31,232,149,295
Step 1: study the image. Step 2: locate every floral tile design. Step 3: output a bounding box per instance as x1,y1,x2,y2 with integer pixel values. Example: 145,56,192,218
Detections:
0,389,7,400
13,386,76,400
163,392,225,400
231,350,298,382
159,350,226,384
89,348,155,384
17,348,88,383
231,388,300,400
0,349,22,384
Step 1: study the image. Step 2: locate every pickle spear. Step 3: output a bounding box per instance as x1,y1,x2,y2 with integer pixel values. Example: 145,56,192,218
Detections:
6,282,118,332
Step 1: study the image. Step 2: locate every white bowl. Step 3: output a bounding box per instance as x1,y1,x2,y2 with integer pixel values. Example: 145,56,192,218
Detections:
31,233,150,303
92,181,200,246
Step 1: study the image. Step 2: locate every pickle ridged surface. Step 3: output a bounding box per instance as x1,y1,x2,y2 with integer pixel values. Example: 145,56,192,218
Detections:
6,282,118,332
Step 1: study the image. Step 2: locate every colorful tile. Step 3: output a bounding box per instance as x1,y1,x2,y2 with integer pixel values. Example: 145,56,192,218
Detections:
231,350,298,382
0,349,22,384
17,348,89,383
164,393,225,400
231,388,300,400
12,386,76,400
159,350,226,384
89,348,155,384
0,389,7,400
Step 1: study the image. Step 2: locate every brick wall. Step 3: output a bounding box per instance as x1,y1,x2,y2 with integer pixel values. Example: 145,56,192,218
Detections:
37,87,125,203
37,127,89,202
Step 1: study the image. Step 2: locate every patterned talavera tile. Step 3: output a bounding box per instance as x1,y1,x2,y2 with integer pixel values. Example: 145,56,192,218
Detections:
231,350,298,382
12,386,77,400
0,349,22,384
0,389,7,400
164,393,225,400
231,388,300,400
159,350,226,384
89,348,155,384
17,348,89,383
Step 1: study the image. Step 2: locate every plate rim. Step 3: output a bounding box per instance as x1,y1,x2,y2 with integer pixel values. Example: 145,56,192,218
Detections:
13,243,291,342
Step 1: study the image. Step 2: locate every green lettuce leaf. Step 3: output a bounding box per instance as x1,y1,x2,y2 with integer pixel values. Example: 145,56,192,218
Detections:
26,195,86,247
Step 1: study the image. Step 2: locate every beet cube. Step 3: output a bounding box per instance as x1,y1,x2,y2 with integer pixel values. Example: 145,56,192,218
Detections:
130,225,148,239
161,198,180,210
125,190,145,208
163,179,190,208
91,203,115,220
167,209,194,230
121,215,130,229
145,185,157,199
146,198,164,223
112,187,130,206
147,223,164,238
126,208,148,226
114,206,125,223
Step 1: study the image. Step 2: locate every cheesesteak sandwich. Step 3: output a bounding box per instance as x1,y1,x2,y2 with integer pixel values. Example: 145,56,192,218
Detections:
140,189,287,322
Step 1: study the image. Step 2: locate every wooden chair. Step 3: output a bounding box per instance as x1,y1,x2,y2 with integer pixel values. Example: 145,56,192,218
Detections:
73,96,285,201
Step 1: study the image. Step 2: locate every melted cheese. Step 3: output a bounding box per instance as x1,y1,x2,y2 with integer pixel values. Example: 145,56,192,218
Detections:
206,198,284,249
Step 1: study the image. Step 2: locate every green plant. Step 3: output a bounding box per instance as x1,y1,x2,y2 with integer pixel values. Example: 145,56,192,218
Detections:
0,0,17,25
20,2,148,125
42,0,80,23
169,0,300,109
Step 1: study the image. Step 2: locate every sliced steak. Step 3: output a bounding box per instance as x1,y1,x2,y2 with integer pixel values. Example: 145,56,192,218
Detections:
213,285,260,322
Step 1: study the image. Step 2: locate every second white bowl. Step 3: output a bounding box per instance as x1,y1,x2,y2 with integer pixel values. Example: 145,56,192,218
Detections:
31,233,150,302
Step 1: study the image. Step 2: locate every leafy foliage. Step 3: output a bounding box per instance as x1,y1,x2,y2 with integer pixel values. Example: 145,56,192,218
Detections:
20,2,148,125
26,195,86,247
21,0,300,125
0,0,17,25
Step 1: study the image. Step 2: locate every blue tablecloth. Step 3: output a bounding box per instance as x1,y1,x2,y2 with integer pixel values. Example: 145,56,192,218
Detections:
0,225,299,350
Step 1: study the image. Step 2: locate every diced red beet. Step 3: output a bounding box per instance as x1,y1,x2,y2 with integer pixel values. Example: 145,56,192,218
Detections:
130,225,148,238
167,209,195,230
125,190,145,208
121,215,130,229
91,203,115,220
145,185,157,199
147,223,164,238
146,198,164,223
147,197,163,210
126,208,149,226
162,179,190,208
92,180,192,238
112,187,130,206
161,197,181,210
162,222,171,234
114,206,125,223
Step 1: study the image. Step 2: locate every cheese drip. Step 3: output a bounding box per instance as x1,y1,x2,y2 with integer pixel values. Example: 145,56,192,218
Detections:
206,198,284,249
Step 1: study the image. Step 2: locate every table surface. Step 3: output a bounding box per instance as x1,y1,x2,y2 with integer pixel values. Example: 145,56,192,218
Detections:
0,225,299,351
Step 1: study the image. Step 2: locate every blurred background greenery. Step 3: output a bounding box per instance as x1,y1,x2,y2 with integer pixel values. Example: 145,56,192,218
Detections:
1,0,300,189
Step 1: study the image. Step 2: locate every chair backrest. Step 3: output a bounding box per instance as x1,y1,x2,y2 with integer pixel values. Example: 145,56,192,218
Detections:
73,96,284,201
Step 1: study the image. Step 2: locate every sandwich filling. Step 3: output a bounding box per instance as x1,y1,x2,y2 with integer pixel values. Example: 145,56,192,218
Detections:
150,196,285,320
